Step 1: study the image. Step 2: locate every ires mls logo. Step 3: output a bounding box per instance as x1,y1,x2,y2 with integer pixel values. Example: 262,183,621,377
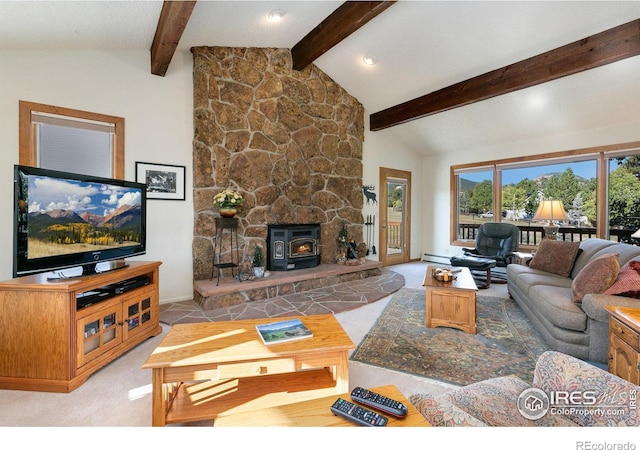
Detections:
517,387,550,420
517,387,636,420
550,390,598,405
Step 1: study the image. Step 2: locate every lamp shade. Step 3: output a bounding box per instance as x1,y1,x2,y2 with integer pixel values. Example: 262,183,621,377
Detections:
632,228,640,239
533,200,570,222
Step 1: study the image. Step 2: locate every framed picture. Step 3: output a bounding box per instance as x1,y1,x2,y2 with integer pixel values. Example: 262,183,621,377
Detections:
135,162,186,200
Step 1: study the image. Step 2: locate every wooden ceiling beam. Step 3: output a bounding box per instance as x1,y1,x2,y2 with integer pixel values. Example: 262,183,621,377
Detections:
370,18,640,131
150,1,197,77
291,1,396,71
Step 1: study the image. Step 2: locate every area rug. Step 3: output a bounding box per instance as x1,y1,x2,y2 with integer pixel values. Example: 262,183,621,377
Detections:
350,287,549,386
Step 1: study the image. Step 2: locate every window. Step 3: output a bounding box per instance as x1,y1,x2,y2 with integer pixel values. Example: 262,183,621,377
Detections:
451,142,640,247
606,151,640,239
19,101,124,179
454,166,494,240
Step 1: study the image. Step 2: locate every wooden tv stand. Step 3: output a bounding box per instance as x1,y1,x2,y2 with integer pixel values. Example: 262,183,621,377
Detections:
0,261,162,393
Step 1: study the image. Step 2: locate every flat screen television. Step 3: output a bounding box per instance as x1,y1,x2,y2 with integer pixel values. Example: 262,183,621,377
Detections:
13,165,147,279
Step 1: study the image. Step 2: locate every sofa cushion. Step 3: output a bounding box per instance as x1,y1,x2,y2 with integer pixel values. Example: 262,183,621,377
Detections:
603,259,640,298
572,239,640,277
508,267,573,297
528,285,587,331
570,239,617,275
571,253,619,303
593,243,640,268
529,240,580,277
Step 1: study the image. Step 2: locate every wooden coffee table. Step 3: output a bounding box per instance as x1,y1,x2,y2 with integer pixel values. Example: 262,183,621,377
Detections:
423,265,478,334
142,314,355,426
213,384,430,427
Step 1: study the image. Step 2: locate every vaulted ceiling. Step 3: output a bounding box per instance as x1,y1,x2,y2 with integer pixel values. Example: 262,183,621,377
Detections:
1,1,639,156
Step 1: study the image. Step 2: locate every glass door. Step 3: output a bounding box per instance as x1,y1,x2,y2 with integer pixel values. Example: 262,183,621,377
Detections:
379,168,411,266
76,306,122,368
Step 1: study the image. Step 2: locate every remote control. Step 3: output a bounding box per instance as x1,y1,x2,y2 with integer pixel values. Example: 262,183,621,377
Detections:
350,387,408,418
330,398,388,426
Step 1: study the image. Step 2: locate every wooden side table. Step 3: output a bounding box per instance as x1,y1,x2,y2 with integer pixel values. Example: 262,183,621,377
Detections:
605,305,640,385
512,251,534,265
423,265,478,334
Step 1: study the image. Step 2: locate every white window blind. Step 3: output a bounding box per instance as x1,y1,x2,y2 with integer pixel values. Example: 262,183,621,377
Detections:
33,112,114,178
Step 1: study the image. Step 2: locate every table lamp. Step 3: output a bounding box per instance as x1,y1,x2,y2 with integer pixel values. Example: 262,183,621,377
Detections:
533,199,570,240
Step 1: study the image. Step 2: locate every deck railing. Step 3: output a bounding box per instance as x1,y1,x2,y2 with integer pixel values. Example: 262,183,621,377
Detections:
458,224,635,246
387,221,402,249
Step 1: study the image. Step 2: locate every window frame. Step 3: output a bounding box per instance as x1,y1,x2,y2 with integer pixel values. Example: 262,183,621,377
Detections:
450,141,640,247
18,100,125,179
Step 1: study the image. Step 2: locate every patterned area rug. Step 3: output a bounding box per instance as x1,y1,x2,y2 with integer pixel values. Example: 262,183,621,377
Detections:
350,288,549,386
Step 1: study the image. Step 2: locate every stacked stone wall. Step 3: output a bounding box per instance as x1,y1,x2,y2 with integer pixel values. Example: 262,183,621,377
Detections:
192,47,365,280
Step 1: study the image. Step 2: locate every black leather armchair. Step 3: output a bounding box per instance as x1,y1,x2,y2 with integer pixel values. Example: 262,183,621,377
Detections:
462,222,520,267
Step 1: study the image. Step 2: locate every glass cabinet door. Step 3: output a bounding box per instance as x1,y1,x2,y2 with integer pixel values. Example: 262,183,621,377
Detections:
122,290,156,341
76,306,123,368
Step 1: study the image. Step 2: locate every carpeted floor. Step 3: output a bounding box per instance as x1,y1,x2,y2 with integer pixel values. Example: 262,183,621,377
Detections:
350,287,549,386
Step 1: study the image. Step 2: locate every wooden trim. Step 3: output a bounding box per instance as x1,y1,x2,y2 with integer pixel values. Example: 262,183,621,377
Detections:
291,1,396,71
449,166,457,245
493,170,502,221
451,141,640,174
450,140,640,246
18,101,36,166
379,167,411,266
371,19,640,130
596,152,608,239
18,100,125,179
150,1,197,77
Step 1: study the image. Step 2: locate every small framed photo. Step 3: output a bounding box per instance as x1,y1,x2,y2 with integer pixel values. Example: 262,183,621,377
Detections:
135,162,186,201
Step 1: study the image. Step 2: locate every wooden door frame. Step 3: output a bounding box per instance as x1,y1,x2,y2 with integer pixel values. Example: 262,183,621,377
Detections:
379,167,411,266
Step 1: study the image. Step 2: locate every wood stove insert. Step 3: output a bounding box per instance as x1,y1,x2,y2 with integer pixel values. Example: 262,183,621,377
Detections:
267,224,321,271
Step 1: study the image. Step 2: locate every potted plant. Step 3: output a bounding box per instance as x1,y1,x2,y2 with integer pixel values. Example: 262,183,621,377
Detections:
252,245,265,278
213,189,243,217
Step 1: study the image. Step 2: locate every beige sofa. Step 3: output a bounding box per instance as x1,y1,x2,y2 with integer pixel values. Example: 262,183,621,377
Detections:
507,238,640,363
410,351,639,426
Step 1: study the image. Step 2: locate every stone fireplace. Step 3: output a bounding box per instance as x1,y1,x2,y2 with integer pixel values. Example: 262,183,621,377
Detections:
191,46,366,283
268,223,321,271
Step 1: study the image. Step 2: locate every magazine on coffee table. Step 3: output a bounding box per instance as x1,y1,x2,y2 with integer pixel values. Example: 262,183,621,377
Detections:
256,318,313,345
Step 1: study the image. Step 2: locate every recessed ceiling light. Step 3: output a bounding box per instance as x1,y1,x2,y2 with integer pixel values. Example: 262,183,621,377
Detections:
362,55,377,66
268,10,285,22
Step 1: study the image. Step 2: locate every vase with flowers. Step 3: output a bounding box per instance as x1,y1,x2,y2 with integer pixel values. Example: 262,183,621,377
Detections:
214,189,243,218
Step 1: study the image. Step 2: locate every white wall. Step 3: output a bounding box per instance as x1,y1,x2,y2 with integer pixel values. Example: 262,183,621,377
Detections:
423,122,640,260
362,113,424,261
0,49,195,303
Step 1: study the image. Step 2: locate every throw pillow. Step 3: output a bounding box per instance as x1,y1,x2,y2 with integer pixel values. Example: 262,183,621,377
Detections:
603,259,640,298
529,239,581,277
571,253,619,303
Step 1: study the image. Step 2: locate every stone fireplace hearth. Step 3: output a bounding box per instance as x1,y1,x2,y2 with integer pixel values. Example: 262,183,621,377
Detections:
191,46,366,285
193,259,382,311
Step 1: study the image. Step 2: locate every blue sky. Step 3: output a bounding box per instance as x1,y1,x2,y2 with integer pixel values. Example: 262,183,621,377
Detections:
463,160,601,185
28,175,141,216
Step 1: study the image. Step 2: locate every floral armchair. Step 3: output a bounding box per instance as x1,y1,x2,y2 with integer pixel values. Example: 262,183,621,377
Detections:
409,351,639,426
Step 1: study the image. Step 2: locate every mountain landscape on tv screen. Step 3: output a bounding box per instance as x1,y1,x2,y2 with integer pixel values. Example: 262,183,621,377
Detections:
27,204,142,259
